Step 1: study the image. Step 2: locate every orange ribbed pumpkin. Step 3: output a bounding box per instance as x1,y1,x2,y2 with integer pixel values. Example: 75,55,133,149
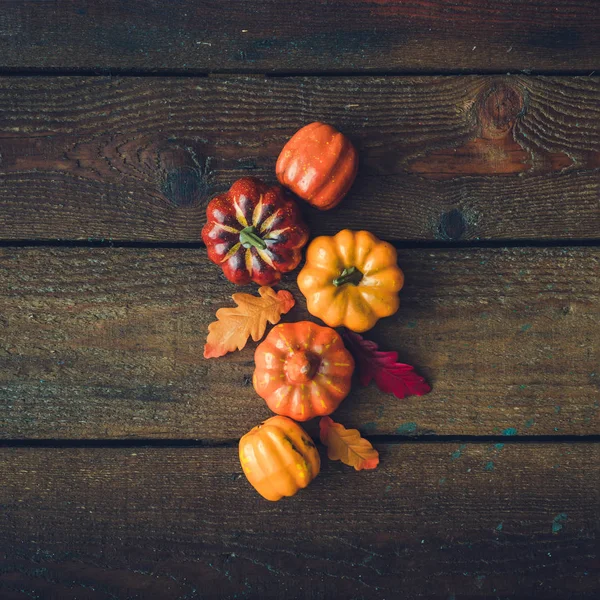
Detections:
276,122,358,210
239,416,320,501
253,321,354,421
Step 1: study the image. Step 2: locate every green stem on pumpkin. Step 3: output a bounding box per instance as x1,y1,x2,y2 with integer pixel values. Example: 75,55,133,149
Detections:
239,226,267,250
333,266,363,287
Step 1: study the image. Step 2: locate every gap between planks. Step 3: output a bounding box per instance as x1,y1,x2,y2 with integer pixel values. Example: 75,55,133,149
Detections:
2,434,600,449
1,238,600,250
0,70,598,77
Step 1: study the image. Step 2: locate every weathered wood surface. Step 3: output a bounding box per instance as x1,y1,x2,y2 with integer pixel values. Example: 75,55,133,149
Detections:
1,76,599,242
2,1,599,74
2,246,598,440
1,443,597,599
2,4,599,599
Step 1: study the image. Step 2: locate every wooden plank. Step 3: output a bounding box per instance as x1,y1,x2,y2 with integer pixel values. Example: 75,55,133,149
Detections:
1,246,598,440
1,443,597,599
0,75,598,243
1,1,599,73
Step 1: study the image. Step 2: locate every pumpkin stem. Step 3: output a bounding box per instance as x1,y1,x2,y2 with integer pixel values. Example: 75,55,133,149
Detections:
239,226,267,250
285,351,319,384
333,266,363,287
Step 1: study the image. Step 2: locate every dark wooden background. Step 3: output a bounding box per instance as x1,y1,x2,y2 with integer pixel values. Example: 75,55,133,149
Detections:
1,2,599,599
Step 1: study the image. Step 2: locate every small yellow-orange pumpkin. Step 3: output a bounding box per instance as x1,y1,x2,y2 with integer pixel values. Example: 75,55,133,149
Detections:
253,321,354,421
239,416,320,501
276,122,358,210
297,229,404,332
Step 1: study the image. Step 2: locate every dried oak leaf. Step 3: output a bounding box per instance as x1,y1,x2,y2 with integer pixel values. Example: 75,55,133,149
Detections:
204,286,295,359
319,416,379,471
342,330,431,399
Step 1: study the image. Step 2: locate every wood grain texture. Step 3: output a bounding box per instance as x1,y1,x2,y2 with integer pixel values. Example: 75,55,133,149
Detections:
1,1,599,73
1,76,599,242
1,246,598,440
1,443,597,599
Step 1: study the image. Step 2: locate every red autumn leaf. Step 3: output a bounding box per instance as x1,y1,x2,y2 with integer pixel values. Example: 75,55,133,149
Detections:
319,417,379,471
341,330,431,399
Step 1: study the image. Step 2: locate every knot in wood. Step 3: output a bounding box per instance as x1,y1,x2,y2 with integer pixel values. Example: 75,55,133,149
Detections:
478,83,525,138
438,208,466,241
161,166,207,207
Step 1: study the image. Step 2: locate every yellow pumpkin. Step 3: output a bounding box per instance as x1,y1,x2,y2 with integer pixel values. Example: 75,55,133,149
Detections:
239,416,320,501
297,229,404,332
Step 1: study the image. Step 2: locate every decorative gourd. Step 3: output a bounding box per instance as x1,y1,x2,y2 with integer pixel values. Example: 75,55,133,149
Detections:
239,416,320,501
202,177,309,285
276,122,358,210
297,229,404,332
253,321,354,421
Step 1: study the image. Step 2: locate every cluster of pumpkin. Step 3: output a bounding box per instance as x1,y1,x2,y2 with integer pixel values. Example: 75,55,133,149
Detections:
202,123,404,501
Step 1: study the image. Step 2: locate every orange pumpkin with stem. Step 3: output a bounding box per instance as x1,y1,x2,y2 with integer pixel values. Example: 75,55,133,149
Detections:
239,416,320,501
253,321,354,421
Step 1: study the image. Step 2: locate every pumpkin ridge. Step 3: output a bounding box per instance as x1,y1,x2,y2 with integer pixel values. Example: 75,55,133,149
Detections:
282,433,312,481
261,427,297,496
306,131,344,199
283,429,315,484
312,136,357,206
